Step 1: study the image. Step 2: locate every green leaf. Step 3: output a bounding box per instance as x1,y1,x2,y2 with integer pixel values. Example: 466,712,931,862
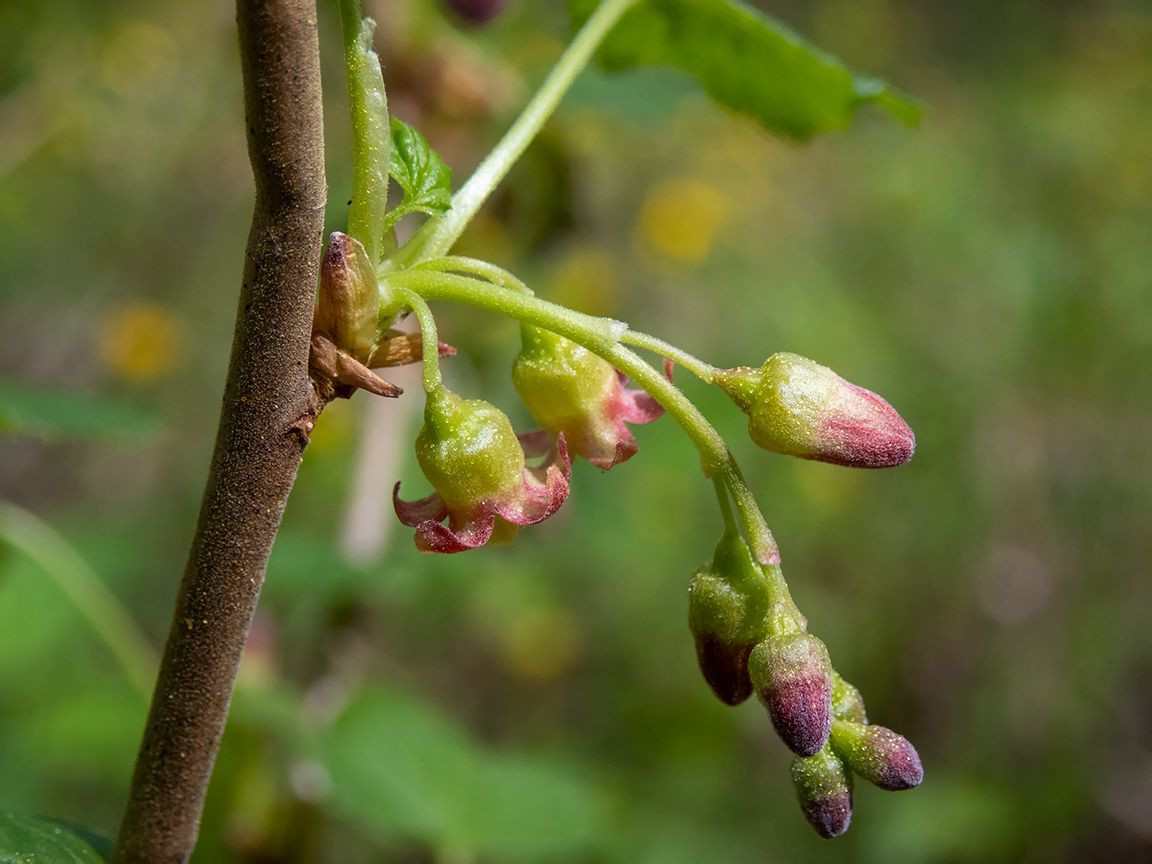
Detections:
318,685,606,859
0,812,110,862
570,0,919,140
0,379,160,442
320,686,477,844
341,0,391,264
471,755,603,859
384,118,453,230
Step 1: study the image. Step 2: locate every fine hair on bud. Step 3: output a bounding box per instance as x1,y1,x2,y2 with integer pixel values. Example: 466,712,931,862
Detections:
716,353,915,469
687,531,772,706
791,746,853,839
749,633,833,757
831,720,924,791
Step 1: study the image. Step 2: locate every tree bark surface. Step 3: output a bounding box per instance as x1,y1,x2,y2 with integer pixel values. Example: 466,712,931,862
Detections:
114,1,326,860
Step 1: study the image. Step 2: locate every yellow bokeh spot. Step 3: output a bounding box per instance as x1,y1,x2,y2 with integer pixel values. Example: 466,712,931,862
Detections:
499,605,582,683
792,459,862,513
305,395,354,454
100,21,178,101
635,176,730,265
547,247,620,317
98,301,186,382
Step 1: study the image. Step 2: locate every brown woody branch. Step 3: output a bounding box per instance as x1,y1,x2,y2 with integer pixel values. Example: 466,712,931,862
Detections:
113,1,327,860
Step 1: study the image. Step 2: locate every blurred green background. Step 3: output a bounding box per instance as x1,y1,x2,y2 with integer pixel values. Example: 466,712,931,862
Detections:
2,0,1151,861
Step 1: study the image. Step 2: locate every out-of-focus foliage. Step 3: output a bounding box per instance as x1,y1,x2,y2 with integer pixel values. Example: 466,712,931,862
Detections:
0,811,112,861
2,0,1151,862
570,0,919,138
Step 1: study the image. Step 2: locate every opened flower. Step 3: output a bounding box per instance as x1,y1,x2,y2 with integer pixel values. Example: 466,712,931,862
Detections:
715,353,915,469
512,325,664,469
393,385,570,553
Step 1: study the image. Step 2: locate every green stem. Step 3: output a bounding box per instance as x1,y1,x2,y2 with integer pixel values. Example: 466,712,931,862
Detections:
393,287,443,392
340,0,390,264
412,256,534,295
621,330,716,381
393,0,637,266
0,502,156,702
713,477,737,535
387,270,624,351
389,270,780,564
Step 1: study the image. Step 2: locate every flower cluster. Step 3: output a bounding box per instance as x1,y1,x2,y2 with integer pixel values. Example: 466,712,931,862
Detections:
688,530,923,838
393,328,664,552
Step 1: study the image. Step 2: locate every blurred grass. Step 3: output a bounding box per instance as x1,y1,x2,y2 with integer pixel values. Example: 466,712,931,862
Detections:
2,0,1151,861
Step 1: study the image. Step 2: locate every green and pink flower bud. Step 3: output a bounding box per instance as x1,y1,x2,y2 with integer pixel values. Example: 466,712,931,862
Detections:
791,745,854,839
831,720,923,791
512,325,664,470
749,633,833,757
715,353,915,469
393,385,570,553
313,232,380,364
831,674,868,725
687,531,772,706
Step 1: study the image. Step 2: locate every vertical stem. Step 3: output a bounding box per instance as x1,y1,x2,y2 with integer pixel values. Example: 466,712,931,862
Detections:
339,0,391,263
113,1,326,861
393,0,637,265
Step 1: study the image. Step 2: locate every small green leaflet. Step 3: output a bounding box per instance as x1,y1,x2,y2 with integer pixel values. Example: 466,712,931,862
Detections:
0,812,111,862
570,0,920,140
382,118,453,232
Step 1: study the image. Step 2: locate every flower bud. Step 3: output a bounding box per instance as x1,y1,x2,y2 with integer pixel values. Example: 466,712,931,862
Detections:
832,675,867,724
687,531,772,706
415,386,525,512
715,353,914,469
314,232,380,364
791,745,854,839
831,720,923,791
513,325,663,469
749,633,833,757
395,386,571,553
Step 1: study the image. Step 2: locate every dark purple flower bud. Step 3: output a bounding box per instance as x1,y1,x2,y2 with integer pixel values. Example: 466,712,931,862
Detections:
443,0,507,26
791,746,853,839
687,531,771,706
831,720,924,791
749,633,833,757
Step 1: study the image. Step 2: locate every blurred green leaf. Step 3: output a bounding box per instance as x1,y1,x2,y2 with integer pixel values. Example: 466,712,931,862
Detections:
319,685,606,859
320,686,478,844
384,118,453,230
0,812,110,862
471,754,603,859
570,0,919,139
0,380,160,442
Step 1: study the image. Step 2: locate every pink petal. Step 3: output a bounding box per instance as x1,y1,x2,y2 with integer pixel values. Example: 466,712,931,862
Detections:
413,509,498,553
497,434,571,526
393,483,499,553
392,485,449,526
